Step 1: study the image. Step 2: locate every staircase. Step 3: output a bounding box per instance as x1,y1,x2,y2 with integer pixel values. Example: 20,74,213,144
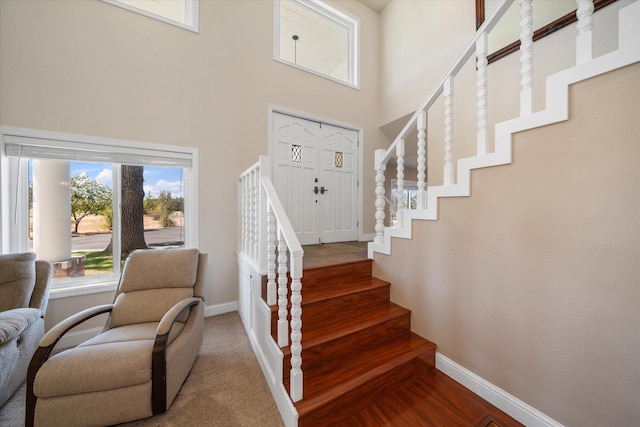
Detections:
238,2,640,426
270,258,522,427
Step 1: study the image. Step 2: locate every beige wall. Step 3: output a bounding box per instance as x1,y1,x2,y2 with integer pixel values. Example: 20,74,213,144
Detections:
0,0,387,322
376,2,639,426
374,61,640,426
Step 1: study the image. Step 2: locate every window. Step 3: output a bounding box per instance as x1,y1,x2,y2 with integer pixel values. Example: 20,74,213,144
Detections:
390,179,421,226
274,0,359,88
101,0,199,32
0,127,198,297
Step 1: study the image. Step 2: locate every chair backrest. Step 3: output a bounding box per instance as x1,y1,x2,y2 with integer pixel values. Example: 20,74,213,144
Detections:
109,248,202,328
0,252,37,312
31,260,52,316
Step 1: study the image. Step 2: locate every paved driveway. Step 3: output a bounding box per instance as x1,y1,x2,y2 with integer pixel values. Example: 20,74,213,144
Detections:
71,227,184,251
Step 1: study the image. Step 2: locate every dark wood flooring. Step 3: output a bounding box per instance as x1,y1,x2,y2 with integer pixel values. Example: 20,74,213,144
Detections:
272,242,523,427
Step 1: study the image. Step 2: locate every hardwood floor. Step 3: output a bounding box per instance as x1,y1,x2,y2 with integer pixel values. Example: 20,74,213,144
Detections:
273,242,523,427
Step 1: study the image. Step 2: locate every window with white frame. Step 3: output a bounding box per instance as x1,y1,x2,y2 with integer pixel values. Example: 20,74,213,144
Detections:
0,128,198,297
274,0,359,88
101,0,199,32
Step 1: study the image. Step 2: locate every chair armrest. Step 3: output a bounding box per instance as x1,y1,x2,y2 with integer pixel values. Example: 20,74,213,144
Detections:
151,297,200,415
156,297,201,337
27,303,114,427
39,304,113,349
0,308,40,345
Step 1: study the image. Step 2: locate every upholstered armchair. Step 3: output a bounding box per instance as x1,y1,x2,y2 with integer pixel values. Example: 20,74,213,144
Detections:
0,252,52,408
26,248,207,427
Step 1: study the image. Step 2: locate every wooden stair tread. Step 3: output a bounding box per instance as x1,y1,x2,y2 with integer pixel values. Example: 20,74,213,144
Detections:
281,302,410,361
301,302,409,344
301,276,390,304
332,367,525,427
302,257,372,274
296,333,436,411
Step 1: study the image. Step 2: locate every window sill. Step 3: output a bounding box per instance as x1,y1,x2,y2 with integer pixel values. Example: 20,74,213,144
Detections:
274,58,360,90
49,280,118,299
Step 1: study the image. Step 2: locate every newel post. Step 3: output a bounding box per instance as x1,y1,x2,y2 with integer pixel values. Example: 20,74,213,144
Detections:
374,149,387,244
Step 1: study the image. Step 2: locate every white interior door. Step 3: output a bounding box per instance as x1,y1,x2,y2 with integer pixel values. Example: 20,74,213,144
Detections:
272,112,358,245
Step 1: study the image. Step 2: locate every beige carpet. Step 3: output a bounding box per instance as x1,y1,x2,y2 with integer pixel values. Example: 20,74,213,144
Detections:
0,312,285,427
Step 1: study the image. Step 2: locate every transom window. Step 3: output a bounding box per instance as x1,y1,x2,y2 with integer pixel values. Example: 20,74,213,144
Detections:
275,0,359,88
0,127,199,298
101,0,199,32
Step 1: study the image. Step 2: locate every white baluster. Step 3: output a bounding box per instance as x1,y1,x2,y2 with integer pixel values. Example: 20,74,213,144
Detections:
416,110,427,209
277,231,289,347
267,205,277,306
476,32,488,156
289,253,303,402
443,76,455,186
241,177,247,254
248,173,255,258
374,149,387,244
253,171,260,262
396,139,405,212
519,0,534,116
576,0,594,64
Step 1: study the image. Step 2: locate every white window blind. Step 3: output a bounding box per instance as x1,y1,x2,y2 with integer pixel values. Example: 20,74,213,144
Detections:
4,135,192,168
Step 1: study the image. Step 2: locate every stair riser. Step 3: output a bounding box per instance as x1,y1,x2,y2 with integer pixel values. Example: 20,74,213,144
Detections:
297,354,436,427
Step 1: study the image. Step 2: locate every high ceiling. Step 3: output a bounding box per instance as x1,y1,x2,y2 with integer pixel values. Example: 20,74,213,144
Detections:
357,0,391,13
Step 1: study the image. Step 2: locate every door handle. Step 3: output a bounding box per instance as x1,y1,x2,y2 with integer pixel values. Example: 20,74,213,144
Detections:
320,186,328,194
313,186,319,194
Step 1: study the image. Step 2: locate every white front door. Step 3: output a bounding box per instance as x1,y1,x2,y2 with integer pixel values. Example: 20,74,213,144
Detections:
272,112,358,245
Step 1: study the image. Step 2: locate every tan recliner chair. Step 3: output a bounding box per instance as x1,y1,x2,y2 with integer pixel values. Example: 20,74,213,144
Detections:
26,248,207,427
0,252,52,408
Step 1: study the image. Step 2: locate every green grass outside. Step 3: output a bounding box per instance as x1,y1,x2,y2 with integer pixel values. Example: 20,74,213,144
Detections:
72,251,113,275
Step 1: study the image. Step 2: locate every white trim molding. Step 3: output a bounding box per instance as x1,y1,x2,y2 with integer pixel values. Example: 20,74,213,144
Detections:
204,301,238,317
436,353,564,427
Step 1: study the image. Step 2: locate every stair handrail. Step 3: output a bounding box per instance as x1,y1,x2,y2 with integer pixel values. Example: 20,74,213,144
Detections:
374,0,515,246
371,0,633,257
376,0,514,169
238,155,304,403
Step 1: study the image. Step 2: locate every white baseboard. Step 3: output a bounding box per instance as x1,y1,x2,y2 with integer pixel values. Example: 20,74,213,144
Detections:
204,301,238,317
435,352,564,427
359,233,375,242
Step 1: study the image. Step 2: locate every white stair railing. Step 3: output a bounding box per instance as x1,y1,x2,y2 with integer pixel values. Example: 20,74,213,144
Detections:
238,156,304,403
372,0,515,248
369,0,640,258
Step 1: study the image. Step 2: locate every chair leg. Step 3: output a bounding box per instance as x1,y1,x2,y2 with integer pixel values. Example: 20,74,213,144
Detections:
152,333,168,414
26,347,49,427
